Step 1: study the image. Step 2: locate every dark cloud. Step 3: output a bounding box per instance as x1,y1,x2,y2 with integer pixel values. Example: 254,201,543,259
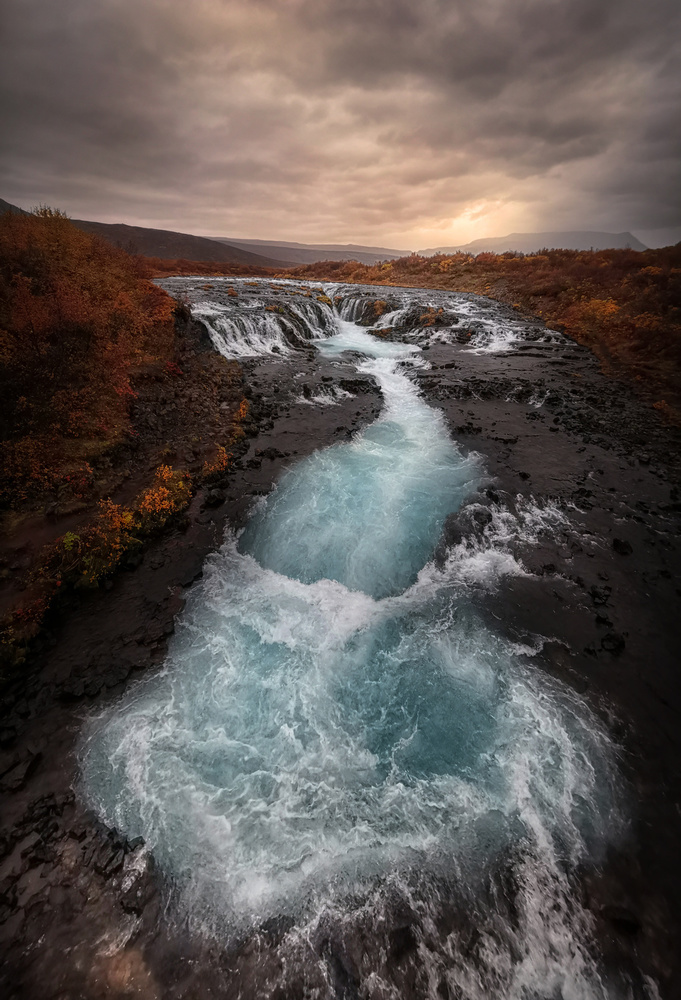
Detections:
0,0,679,244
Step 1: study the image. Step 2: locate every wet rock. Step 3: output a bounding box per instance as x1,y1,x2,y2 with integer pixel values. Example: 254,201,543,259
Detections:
123,549,144,570
94,842,125,878
145,612,175,643
601,632,626,655
203,487,226,508
0,752,42,792
0,876,18,922
472,507,493,530
601,904,641,934
120,874,155,915
590,585,611,607
0,725,17,748
258,913,297,942
102,662,132,689
389,924,418,962
84,677,104,698
257,446,286,460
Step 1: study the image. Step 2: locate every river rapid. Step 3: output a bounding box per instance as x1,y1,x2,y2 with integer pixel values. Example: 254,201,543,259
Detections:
81,279,629,999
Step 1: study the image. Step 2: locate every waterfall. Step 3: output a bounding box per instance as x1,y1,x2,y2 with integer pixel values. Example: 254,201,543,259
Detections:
80,279,623,999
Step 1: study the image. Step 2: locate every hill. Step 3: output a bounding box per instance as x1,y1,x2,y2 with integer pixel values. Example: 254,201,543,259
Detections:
212,237,411,266
69,219,288,267
422,231,648,255
0,198,28,216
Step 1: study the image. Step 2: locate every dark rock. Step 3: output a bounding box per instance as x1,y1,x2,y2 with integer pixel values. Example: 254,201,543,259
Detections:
601,904,641,934
612,538,633,556
590,585,611,607
389,924,418,962
259,446,285,460
0,752,42,792
204,488,226,508
120,875,155,915
84,677,104,698
94,844,125,878
0,876,18,921
0,726,17,748
601,632,626,655
124,550,144,570
258,914,297,942
103,662,132,688
472,508,493,530
146,614,174,643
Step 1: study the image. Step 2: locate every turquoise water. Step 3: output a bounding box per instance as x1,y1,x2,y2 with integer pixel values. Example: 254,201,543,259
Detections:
240,332,476,599
80,297,621,998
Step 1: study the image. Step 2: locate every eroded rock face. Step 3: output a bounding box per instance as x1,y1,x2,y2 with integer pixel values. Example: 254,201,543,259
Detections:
1,279,680,999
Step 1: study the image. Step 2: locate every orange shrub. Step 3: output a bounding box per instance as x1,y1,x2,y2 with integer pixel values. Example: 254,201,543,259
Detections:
201,445,233,481
136,464,192,532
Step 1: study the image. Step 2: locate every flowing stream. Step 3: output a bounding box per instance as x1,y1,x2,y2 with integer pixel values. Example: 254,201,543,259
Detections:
81,281,623,998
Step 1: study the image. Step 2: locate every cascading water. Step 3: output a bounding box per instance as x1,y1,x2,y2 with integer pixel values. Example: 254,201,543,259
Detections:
81,281,623,998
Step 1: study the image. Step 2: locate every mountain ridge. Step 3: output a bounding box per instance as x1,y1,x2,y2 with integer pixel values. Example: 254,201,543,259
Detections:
211,237,412,266
422,230,647,254
0,201,650,262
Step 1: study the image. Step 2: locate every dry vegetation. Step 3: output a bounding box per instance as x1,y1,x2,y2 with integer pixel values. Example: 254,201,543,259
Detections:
146,257,276,279
0,208,177,508
285,247,681,418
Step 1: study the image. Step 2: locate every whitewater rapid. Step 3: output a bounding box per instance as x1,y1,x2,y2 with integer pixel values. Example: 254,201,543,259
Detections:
81,289,623,999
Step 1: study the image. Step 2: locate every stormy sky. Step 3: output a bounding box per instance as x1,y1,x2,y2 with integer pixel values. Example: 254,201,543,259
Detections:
1,0,679,247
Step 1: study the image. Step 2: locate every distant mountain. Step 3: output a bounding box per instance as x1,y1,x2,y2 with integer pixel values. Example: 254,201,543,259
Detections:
69,220,288,267
0,197,28,215
421,231,648,255
212,237,412,266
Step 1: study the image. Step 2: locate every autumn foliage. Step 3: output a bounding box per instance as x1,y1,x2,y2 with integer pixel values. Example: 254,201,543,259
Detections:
136,464,192,532
0,208,176,507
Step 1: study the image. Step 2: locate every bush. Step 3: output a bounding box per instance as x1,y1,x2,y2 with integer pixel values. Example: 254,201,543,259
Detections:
136,465,192,532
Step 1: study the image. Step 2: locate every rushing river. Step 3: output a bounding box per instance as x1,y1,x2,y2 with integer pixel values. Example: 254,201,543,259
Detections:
81,279,623,999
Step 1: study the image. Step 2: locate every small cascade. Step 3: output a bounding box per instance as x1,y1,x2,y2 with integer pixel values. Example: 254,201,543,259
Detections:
158,276,562,358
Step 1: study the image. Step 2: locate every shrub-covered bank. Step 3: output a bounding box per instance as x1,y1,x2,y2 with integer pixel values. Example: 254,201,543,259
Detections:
0,208,252,677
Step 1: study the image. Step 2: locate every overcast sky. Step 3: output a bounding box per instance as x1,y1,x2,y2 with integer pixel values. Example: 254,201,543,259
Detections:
1,0,679,248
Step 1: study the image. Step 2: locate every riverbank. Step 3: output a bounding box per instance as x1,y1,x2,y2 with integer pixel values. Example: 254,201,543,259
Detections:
1,280,680,998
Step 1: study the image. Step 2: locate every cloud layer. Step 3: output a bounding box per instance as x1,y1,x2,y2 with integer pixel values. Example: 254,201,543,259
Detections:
1,0,679,245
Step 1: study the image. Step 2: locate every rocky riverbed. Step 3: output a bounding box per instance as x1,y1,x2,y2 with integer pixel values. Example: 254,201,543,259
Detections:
1,279,680,999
